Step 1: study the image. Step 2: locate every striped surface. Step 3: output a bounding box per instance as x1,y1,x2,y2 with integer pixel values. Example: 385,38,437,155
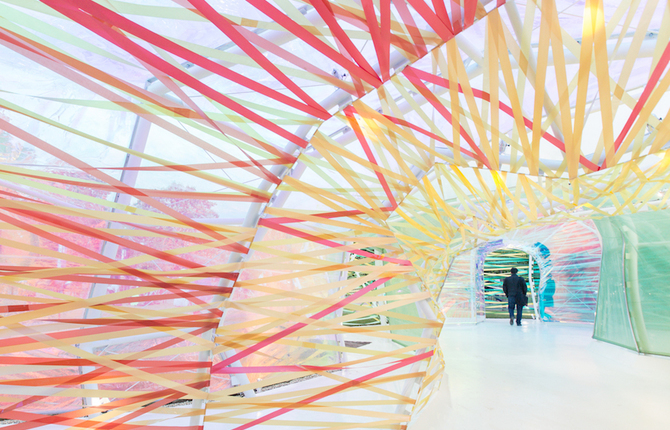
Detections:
0,1,669,429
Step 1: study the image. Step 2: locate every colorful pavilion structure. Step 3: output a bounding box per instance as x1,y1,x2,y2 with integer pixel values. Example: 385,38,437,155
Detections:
0,0,669,428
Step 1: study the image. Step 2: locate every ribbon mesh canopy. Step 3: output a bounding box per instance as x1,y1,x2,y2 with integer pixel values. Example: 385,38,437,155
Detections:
1,0,670,429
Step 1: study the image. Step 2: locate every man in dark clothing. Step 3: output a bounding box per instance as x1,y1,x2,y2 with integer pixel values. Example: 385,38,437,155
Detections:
502,267,528,326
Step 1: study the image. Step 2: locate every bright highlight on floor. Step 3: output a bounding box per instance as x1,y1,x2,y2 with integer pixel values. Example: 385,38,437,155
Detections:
409,320,670,430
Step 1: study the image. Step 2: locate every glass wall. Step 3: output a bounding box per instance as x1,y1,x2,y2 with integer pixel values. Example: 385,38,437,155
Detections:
594,210,670,356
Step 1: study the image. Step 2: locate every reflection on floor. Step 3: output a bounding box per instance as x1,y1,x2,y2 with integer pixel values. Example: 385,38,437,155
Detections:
409,319,670,430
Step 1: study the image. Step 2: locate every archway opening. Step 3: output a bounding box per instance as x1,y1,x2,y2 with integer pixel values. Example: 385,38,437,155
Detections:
483,249,539,319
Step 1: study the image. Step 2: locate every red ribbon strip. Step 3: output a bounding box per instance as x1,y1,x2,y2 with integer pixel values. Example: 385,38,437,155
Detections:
233,350,435,430
405,66,600,172
211,276,392,374
603,40,670,169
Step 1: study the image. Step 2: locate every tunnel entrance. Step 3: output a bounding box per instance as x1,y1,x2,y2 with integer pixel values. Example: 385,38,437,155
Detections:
483,249,539,319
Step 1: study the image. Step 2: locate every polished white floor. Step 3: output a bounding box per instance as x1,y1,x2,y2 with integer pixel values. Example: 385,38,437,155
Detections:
409,319,670,430
6,321,669,429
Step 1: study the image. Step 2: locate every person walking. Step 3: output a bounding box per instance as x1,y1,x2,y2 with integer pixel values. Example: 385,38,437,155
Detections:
502,267,528,326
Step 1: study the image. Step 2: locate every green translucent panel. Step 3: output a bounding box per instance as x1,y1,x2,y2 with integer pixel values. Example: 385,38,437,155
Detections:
592,218,636,350
594,210,670,356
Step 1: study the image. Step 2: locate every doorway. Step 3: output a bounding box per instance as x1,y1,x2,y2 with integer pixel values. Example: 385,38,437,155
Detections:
483,249,539,319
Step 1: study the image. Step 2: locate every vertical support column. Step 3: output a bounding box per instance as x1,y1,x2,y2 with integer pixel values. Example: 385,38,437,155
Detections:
622,224,650,352
528,255,540,321
469,249,478,322
374,248,387,326
335,250,350,364
85,115,152,316
80,115,152,409
619,229,639,352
